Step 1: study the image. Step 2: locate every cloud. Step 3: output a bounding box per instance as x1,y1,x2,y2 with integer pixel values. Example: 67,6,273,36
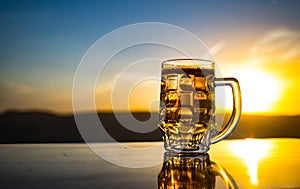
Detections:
251,28,300,61
0,80,74,113
0,80,33,103
0,80,33,95
209,40,227,55
0,80,35,112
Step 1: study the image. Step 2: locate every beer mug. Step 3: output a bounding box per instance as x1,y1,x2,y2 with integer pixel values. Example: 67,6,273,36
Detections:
158,152,238,189
159,59,241,153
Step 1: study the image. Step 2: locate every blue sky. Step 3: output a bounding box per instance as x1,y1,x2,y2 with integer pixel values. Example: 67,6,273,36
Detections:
0,0,300,113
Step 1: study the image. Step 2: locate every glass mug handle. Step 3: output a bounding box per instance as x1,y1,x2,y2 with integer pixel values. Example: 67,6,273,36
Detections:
211,78,242,144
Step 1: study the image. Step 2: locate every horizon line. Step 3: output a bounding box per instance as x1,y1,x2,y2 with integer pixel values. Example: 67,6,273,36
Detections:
1,108,300,117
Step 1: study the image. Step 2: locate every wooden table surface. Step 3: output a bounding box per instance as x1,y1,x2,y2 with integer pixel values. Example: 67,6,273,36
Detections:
0,138,299,189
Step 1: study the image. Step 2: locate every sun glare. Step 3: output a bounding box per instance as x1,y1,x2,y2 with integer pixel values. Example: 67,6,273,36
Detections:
230,68,281,114
231,139,272,186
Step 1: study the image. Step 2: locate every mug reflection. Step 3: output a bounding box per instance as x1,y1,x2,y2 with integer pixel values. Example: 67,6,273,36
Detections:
158,153,237,189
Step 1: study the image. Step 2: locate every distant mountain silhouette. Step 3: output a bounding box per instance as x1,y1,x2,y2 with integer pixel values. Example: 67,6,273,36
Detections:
0,111,299,143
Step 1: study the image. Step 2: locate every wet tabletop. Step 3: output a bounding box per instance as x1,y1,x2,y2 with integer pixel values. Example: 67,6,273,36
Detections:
0,139,299,189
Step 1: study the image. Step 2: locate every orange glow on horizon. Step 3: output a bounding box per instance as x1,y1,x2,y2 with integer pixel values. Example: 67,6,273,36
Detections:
96,64,290,116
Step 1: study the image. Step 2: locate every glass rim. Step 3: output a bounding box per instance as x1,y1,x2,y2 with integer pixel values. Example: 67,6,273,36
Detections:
162,58,214,65
162,58,215,69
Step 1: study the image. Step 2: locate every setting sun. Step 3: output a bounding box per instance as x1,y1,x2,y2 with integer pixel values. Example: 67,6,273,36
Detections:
224,63,282,114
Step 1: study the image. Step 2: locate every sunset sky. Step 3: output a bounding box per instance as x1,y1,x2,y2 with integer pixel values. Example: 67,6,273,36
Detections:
1,0,300,115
